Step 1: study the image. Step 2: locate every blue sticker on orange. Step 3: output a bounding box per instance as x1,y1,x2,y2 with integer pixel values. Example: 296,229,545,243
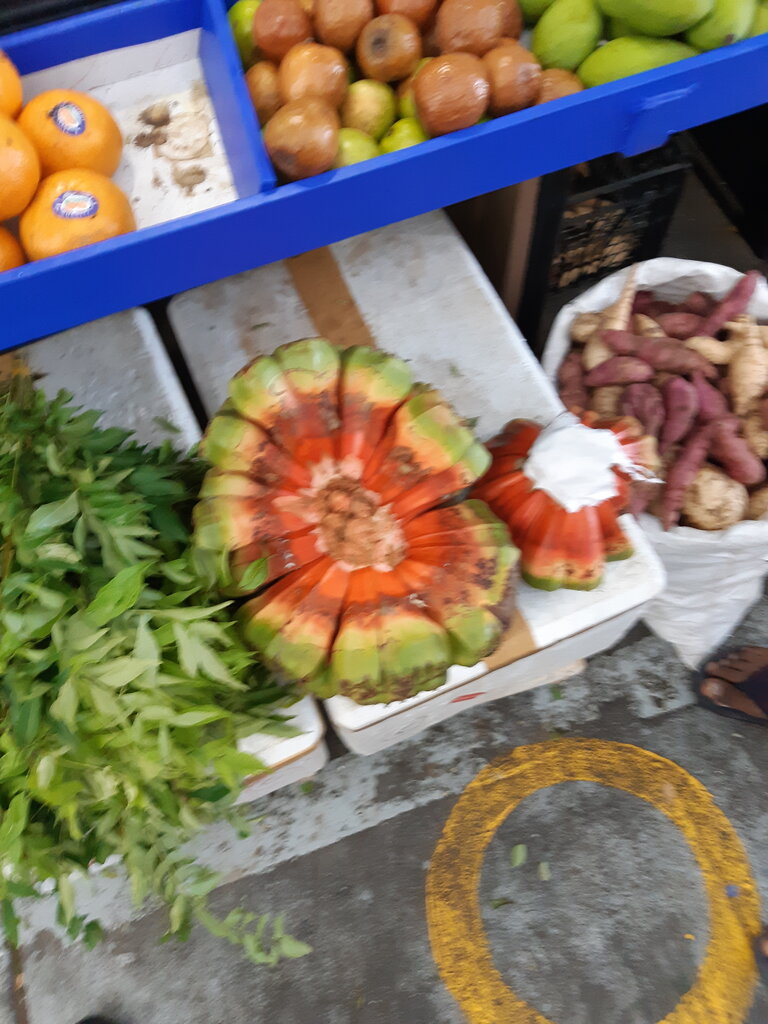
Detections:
53,191,99,219
50,101,86,136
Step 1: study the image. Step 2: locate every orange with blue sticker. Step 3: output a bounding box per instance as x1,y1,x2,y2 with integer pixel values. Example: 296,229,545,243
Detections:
52,191,99,219
49,101,86,137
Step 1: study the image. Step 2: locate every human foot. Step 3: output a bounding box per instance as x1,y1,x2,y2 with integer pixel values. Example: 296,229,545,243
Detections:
697,646,768,725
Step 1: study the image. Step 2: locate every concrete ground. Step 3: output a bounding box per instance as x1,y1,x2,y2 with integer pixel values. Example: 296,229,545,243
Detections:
4,590,767,1024
4,169,768,1024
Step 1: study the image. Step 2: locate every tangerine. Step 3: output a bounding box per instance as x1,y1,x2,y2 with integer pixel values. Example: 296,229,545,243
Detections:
18,89,123,177
0,50,23,119
0,115,40,220
20,168,135,262
0,226,24,272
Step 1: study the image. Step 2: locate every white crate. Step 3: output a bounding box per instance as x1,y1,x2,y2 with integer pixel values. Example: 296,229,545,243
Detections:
11,307,328,794
168,210,666,754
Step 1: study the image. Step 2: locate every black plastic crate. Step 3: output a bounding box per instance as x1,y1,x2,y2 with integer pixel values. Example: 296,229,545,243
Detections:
549,147,689,291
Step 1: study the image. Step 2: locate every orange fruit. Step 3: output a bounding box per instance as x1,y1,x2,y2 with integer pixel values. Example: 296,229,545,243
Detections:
0,226,24,272
0,50,23,119
18,89,123,177
0,115,40,219
20,168,135,262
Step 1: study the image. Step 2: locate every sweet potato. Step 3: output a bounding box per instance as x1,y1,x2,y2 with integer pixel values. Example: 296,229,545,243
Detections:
699,270,762,337
691,371,729,422
684,336,735,365
655,312,706,340
602,330,717,379
681,464,748,531
621,382,664,438
633,314,665,338
709,416,766,485
589,385,623,417
743,400,768,459
661,423,713,529
570,312,602,345
727,318,768,416
659,376,698,454
583,267,637,370
680,291,716,317
632,290,655,315
557,350,588,410
746,485,768,521
585,356,654,387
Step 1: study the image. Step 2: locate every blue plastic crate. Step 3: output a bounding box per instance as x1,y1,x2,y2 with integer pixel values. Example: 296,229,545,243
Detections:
1,0,767,350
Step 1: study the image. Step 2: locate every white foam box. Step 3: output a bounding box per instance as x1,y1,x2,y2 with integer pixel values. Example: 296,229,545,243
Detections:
168,209,666,755
6,308,328,793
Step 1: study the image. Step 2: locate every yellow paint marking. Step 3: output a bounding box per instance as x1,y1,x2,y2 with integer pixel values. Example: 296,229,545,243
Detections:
426,739,760,1024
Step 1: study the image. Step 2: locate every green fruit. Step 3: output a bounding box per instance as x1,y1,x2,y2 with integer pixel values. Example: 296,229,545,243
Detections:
749,0,768,32
597,0,713,35
228,0,261,68
398,58,431,120
334,128,381,167
606,15,637,36
519,0,557,21
685,0,757,49
341,80,397,142
380,117,428,153
578,37,698,86
532,0,604,71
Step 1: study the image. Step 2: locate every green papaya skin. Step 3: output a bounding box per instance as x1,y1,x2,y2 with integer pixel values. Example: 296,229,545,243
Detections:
685,0,757,49
532,0,604,71
749,0,768,33
578,37,699,87
598,0,713,35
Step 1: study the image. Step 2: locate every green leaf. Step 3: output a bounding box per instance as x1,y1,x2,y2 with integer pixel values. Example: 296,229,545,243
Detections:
277,934,312,959
36,754,56,790
0,795,28,845
51,679,78,729
85,563,148,627
58,875,76,923
538,862,551,882
25,491,79,535
238,559,267,592
489,898,514,910
551,684,564,701
175,708,228,728
153,416,182,435
509,844,527,869
83,920,103,950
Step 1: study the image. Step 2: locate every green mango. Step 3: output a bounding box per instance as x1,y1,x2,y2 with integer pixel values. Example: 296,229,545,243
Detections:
606,15,636,36
685,0,757,49
749,0,768,32
532,0,603,71
598,0,713,35
519,0,557,21
578,37,699,87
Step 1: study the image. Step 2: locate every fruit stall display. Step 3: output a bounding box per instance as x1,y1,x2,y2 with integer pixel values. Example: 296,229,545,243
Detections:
169,209,665,754
230,0,768,181
0,0,766,349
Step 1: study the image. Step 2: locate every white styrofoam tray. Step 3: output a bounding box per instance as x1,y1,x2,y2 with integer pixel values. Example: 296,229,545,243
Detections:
22,30,237,230
168,209,667,752
12,306,327,796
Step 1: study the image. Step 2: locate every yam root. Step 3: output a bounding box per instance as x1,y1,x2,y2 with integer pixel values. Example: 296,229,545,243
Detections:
655,312,706,340
684,336,735,365
659,376,698,454
691,371,729,422
699,270,762,337
602,330,717,379
589,385,623,417
621,382,664,438
743,400,768,459
585,356,654,387
680,291,716,316
661,423,713,530
583,267,637,370
727,318,768,416
570,312,602,345
557,350,588,410
709,416,766,485
681,464,748,531
633,314,665,338
746,485,768,521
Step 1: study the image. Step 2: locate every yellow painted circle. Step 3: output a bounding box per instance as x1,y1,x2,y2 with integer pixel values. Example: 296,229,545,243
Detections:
426,738,760,1024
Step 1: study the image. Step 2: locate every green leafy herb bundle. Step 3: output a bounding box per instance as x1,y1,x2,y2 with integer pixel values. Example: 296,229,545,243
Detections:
0,370,308,963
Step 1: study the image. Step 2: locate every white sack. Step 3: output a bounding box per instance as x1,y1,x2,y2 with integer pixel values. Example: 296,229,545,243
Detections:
542,258,768,668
